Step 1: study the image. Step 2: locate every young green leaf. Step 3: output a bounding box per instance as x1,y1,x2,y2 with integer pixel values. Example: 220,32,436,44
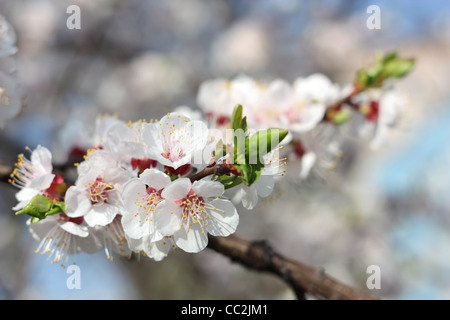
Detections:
16,195,65,223
231,104,243,131
247,128,289,161
383,58,415,79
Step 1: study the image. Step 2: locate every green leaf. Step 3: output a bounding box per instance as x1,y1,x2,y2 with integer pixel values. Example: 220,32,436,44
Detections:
230,104,248,134
235,162,265,186
215,175,243,189
234,129,247,164
383,58,415,78
235,164,252,186
16,194,52,218
247,128,289,162
240,116,248,133
215,139,226,160
355,51,415,89
16,194,65,222
231,104,243,131
381,51,398,64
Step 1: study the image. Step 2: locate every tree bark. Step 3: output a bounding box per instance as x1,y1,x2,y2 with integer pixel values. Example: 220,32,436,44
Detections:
207,234,377,300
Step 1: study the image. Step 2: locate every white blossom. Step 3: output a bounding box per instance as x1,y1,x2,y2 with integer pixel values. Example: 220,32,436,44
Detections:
65,156,130,227
141,112,208,169
10,145,55,211
121,168,171,240
152,178,239,253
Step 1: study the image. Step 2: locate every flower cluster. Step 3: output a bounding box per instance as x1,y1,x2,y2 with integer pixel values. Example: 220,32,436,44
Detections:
197,52,414,179
10,109,285,265
8,51,414,266
0,14,23,129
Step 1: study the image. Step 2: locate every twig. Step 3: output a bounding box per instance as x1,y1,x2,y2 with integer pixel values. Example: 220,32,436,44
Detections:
189,163,231,182
207,234,376,300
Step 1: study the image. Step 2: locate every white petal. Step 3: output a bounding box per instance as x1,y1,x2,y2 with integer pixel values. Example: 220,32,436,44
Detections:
65,186,92,218
121,212,148,239
76,169,96,187
152,200,182,237
174,224,208,253
59,221,89,237
121,179,155,238
126,235,145,251
161,112,191,131
106,189,123,207
77,150,118,177
15,187,39,203
139,168,171,190
27,216,57,241
121,208,153,240
28,173,55,191
122,178,146,208
289,104,326,133
142,236,172,261
188,120,208,150
300,152,317,179
254,174,274,198
207,199,239,236
161,178,191,200
240,185,258,210
31,145,53,174
141,123,162,159
84,203,118,227
152,241,173,261
192,180,224,199
104,167,130,186
12,199,30,211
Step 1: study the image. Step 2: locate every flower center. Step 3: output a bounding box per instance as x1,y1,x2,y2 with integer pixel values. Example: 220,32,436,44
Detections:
160,123,191,163
87,177,114,205
176,189,209,234
161,142,185,162
133,187,163,223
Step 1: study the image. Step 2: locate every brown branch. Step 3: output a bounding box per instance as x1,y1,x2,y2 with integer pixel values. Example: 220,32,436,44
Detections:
207,234,377,300
189,163,232,182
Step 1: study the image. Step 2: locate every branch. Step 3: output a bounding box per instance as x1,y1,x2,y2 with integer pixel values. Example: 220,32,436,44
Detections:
189,163,231,182
207,234,377,300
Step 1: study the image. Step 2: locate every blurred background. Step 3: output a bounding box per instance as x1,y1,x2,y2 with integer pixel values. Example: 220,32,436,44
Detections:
1,0,450,299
